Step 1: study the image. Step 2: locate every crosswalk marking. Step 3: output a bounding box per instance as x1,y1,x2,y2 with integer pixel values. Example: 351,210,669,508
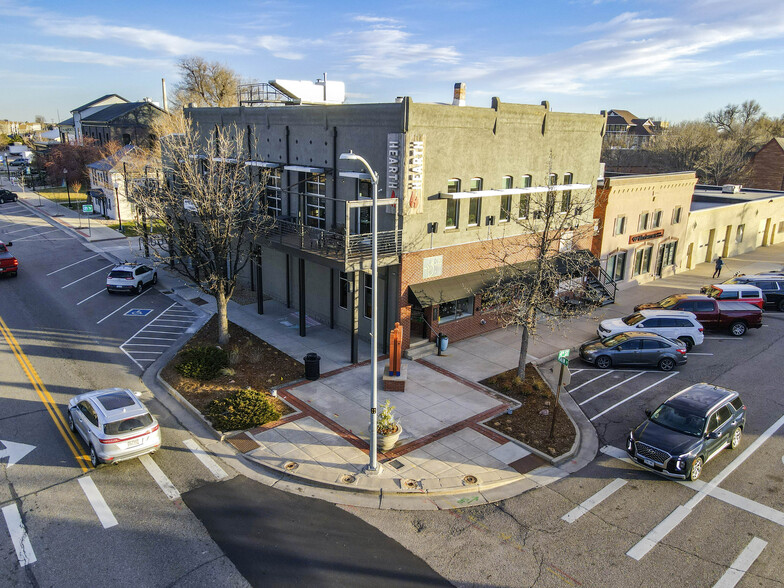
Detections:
183,439,229,480
562,478,627,523
714,537,767,588
2,503,37,566
78,477,118,529
139,454,181,500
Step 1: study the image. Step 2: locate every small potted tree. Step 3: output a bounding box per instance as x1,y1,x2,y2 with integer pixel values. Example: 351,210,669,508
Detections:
377,399,402,451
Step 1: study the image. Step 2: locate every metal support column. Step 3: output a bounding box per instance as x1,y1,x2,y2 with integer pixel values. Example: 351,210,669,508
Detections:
299,258,306,337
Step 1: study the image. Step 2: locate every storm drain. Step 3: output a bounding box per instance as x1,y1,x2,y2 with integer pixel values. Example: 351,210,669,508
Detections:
283,461,299,471
402,479,419,489
463,475,479,486
339,474,357,485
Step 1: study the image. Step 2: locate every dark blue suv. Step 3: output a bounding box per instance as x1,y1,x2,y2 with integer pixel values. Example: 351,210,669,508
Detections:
626,384,746,481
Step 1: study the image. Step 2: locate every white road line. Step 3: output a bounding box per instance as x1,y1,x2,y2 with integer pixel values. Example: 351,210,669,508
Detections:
568,371,614,393
590,373,678,422
561,478,627,523
77,288,106,306
627,412,784,560
687,353,714,356
183,439,229,480
122,343,172,347
78,477,118,529
713,537,768,588
2,503,37,566
4,224,47,234
61,263,114,289
46,253,100,275
139,454,180,500
704,337,743,341
14,228,59,241
97,288,151,324
579,372,644,406
131,336,178,341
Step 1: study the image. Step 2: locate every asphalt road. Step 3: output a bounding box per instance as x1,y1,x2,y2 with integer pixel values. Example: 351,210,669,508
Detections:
0,199,446,587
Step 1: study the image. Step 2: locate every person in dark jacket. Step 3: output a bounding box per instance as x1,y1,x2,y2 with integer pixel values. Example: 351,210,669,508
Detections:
713,256,724,278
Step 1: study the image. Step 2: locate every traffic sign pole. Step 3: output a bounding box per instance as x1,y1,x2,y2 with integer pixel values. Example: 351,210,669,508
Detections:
551,349,570,438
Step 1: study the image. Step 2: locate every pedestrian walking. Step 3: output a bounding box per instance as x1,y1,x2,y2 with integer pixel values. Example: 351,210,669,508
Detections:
713,256,724,279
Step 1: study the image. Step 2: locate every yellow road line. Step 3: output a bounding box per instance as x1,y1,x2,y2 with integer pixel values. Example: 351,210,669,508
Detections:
0,316,89,472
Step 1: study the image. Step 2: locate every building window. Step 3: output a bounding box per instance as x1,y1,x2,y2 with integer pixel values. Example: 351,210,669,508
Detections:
122,133,131,145
518,195,529,220
447,178,460,193
652,210,663,228
359,178,372,199
357,178,372,234
633,246,653,276
446,199,459,229
470,177,482,192
500,176,512,222
672,206,682,224
660,241,678,266
265,168,282,217
638,212,650,231
468,198,481,226
521,175,532,188
363,273,372,319
561,173,573,212
304,172,326,229
548,173,558,186
614,216,626,236
606,251,627,282
736,224,745,243
438,296,474,324
339,272,349,309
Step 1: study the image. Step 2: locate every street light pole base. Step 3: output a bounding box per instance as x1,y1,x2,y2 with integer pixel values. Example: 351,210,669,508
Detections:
364,463,383,476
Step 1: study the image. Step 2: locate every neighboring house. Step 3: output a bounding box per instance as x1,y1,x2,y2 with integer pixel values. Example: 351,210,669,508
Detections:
86,145,140,222
59,94,129,144
602,109,662,148
184,90,606,360
80,100,164,148
748,138,784,191
592,172,697,289
681,184,784,270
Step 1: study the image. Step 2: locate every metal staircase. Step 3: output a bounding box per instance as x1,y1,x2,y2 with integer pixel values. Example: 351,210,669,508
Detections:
585,264,617,306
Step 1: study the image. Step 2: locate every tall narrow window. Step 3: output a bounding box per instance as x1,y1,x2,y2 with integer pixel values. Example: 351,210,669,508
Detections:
672,206,682,224
363,273,372,319
265,168,282,217
500,176,512,222
638,212,650,231
468,178,482,226
339,271,349,309
446,199,459,229
614,216,626,235
652,210,663,228
304,172,326,229
519,175,531,219
447,178,460,194
358,178,372,234
561,173,573,212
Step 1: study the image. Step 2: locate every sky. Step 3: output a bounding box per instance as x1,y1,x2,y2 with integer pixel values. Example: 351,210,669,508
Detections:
1,0,783,125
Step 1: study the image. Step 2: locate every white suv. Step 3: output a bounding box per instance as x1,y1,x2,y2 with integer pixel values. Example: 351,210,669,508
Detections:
597,310,704,350
106,263,157,295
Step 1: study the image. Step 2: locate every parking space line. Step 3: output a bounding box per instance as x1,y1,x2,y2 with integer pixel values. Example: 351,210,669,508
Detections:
579,372,644,406
77,288,106,306
139,454,181,500
78,477,118,529
2,503,37,566
47,253,101,275
14,228,60,241
96,288,151,324
183,438,229,480
568,371,614,393
131,336,178,341
627,412,784,560
714,537,768,588
590,373,678,422
688,352,714,356
4,224,48,235
61,264,114,289
562,478,627,524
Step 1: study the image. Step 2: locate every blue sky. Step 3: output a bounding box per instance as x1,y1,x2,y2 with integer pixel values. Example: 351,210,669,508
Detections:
1,0,783,124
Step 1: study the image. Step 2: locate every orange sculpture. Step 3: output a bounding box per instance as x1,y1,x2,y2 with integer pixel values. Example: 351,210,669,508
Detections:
389,322,403,376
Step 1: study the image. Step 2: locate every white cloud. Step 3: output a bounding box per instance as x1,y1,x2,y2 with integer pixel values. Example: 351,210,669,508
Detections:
11,45,170,69
352,15,401,26
254,35,304,60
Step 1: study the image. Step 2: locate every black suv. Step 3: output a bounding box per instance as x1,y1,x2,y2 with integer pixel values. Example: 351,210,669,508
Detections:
626,384,746,481
0,189,18,203
726,275,784,311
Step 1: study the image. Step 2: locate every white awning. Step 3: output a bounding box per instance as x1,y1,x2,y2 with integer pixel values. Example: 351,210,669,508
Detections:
284,165,327,174
212,157,239,164
440,183,593,199
245,160,280,168
339,171,372,180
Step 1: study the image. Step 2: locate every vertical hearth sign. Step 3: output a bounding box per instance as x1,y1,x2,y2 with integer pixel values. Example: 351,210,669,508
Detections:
386,133,402,203
405,134,425,215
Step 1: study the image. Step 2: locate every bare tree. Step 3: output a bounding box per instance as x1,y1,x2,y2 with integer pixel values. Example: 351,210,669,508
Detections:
173,57,240,109
481,170,604,380
135,113,272,344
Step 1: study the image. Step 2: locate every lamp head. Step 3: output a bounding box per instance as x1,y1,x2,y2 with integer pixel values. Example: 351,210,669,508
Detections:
339,151,358,161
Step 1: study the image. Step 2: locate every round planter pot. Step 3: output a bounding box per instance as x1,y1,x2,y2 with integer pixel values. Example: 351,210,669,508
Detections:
377,425,402,452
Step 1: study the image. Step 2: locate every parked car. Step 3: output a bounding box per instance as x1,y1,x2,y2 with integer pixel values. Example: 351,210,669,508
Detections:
0,189,18,203
723,275,784,312
0,240,18,277
597,309,704,350
67,388,161,467
634,294,762,336
580,332,687,371
106,263,157,294
700,283,764,309
626,383,746,481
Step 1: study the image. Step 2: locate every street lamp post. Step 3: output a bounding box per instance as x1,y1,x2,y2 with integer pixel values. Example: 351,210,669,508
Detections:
63,168,72,209
113,181,123,232
339,150,381,474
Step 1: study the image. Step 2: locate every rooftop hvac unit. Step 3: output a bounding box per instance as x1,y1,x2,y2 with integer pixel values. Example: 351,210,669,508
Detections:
722,184,742,193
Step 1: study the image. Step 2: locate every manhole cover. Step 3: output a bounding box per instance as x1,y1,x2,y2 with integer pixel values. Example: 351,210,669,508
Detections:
283,461,299,471
402,479,418,489
463,475,478,485
340,474,356,484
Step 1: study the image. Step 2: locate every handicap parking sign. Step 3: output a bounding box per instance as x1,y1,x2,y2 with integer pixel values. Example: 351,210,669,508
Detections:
125,309,153,317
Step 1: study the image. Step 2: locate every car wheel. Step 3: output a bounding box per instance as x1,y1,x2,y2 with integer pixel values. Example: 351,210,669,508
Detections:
729,321,747,337
67,410,75,432
89,445,100,468
689,457,703,481
152,273,158,285
134,282,142,295
778,299,784,312
658,357,676,372
731,427,742,450
595,355,612,369
107,287,113,294
678,337,694,351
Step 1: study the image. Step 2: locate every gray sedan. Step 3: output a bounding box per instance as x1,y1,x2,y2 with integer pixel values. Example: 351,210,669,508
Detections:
579,331,687,371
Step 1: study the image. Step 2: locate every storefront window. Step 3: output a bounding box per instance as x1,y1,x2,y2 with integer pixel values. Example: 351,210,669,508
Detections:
606,251,626,282
438,296,474,324
633,246,653,276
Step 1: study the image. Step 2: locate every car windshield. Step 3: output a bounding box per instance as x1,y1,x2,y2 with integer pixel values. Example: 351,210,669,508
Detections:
109,270,133,279
0,244,6,253
657,296,680,308
622,313,646,326
104,413,153,435
649,404,705,437
602,333,629,347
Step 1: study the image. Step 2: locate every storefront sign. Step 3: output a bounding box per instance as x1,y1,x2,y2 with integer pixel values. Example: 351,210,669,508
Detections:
404,134,425,215
386,133,402,201
629,229,664,244
422,255,443,279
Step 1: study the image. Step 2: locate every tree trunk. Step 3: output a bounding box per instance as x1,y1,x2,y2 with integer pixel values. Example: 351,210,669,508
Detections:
216,287,230,345
517,324,529,380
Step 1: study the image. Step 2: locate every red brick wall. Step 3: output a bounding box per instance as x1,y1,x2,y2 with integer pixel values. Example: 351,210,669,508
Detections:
750,141,784,190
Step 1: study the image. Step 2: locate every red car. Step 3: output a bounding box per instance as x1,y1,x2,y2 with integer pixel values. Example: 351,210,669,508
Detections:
0,241,17,277
634,294,762,336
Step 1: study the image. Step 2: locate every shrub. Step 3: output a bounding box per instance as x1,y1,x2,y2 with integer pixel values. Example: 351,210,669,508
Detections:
219,367,236,377
175,345,229,380
206,388,281,431
227,345,240,366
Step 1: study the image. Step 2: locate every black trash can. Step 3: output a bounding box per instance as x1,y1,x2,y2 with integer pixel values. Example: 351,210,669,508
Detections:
304,352,321,381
